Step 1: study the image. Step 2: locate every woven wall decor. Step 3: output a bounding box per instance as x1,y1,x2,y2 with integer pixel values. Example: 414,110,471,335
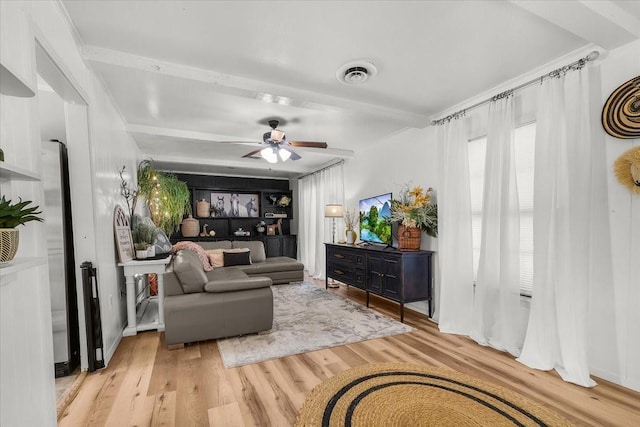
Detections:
614,146,640,194
602,76,640,139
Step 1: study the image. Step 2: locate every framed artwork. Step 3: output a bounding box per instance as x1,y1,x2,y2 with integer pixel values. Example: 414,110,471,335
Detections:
267,224,277,235
209,192,260,217
114,204,134,263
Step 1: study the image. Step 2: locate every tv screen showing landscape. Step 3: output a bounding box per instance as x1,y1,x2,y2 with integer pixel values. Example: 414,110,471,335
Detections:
359,193,392,245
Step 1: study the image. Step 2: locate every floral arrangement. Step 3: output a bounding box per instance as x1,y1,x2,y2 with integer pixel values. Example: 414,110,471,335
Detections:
343,208,357,231
390,185,438,237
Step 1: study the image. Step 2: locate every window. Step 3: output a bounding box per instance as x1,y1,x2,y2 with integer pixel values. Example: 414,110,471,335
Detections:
468,123,535,295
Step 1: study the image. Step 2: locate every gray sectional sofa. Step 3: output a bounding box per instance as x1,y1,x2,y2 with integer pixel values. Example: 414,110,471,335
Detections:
163,240,303,346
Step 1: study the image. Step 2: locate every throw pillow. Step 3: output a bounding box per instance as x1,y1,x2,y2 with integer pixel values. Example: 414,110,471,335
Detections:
223,249,252,266
172,241,214,271
205,249,225,268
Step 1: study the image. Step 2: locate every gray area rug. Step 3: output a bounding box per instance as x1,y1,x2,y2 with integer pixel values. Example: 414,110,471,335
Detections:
217,281,415,368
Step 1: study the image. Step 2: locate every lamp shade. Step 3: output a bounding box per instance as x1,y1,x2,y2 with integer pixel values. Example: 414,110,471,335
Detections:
325,204,344,217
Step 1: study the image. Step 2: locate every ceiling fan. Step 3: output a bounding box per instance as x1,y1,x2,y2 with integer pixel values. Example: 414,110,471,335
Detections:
240,120,328,163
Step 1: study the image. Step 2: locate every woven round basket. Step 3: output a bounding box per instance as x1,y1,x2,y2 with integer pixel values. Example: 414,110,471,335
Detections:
0,228,19,262
295,363,573,427
398,225,421,251
180,215,199,237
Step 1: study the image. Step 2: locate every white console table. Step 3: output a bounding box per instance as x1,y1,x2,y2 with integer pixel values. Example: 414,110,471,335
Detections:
118,257,171,337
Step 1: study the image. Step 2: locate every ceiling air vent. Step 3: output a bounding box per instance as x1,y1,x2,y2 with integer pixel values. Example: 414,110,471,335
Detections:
336,60,378,85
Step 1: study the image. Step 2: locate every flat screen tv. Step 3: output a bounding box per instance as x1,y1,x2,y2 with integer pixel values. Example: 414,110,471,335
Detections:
359,192,392,245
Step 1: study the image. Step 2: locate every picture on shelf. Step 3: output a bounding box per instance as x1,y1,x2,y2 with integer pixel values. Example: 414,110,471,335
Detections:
209,192,260,217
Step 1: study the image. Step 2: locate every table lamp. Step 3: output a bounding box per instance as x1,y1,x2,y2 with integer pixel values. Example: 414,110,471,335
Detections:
325,204,344,244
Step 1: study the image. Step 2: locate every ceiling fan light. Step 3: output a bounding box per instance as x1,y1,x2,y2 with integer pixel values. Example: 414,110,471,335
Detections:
270,129,285,142
279,147,292,161
261,147,278,163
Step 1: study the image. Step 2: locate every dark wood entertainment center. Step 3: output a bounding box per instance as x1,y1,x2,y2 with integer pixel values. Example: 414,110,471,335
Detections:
170,173,297,258
325,243,434,321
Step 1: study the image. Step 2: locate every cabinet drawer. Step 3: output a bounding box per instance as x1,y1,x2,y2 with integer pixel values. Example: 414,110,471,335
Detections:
327,247,356,265
327,263,355,282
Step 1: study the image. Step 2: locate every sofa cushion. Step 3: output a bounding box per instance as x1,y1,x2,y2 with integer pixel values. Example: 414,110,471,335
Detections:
231,240,266,263
223,249,252,266
237,257,304,275
199,240,232,250
205,249,225,268
171,250,208,293
204,276,272,293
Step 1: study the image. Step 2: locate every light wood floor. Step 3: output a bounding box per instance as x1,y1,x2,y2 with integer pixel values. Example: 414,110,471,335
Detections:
59,276,640,426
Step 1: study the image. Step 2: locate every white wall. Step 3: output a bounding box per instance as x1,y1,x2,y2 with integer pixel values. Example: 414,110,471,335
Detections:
1,1,141,425
345,43,640,391
344,126,440,315
589,39,640,391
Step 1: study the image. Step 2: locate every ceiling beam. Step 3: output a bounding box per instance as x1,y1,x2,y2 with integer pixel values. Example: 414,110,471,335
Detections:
127,123,355,158
83,45,430,128
511,0,639,50
148,153,320,175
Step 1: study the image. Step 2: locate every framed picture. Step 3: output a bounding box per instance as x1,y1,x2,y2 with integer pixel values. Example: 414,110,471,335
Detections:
210,192,260,217
113,204,134,263
267,224,277,235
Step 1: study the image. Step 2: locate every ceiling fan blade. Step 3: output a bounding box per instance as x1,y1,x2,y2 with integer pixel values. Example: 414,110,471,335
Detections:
242,149,263,158
289,141,328,149
287,148,302,161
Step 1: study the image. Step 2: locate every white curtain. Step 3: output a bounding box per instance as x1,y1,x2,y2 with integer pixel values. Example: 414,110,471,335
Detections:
517,67,600,387
436,118,475,334
470,95,523,356
298,163,344,278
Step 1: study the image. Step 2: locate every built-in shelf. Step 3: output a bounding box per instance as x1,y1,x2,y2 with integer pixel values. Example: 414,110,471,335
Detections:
0,162,40,181
0,257,47,281
0,62,35,98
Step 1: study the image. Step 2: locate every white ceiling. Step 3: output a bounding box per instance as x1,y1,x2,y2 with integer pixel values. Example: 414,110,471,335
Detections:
60,0,640,179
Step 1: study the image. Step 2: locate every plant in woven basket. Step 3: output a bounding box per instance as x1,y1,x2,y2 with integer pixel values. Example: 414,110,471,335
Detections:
136,160,192,236
0,196,44,262
390,185,438,238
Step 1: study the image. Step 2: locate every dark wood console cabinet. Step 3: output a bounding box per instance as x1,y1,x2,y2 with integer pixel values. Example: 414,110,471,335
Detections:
325,243,433,321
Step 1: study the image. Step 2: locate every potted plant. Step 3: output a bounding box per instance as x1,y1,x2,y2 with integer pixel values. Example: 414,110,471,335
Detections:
0,196,44,262
135,160,191,236
390,185,438,250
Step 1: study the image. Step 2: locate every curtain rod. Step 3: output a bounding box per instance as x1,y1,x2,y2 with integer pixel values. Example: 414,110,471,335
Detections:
431,51,600,126
296,159,345,180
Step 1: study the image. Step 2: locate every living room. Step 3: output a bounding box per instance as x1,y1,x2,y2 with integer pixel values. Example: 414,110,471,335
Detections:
1,1,639,426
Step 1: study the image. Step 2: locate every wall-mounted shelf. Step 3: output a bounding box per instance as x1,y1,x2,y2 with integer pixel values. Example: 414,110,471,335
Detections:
0,162,41,181
0,257,47,282
0,62,35,98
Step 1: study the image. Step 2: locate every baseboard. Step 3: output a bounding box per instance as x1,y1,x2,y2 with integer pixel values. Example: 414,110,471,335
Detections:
104,329,123,367
591,367,640,392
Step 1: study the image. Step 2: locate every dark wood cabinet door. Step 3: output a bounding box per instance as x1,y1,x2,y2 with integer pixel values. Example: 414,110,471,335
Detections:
265,237,282,257
282,235,297,258
367,255,383,294
382,257,401,299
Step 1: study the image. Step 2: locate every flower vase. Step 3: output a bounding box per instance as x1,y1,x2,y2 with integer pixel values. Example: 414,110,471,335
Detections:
346,229,357,245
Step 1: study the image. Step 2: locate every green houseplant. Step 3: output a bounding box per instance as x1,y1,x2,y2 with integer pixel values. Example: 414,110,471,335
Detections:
0,196,44,262
136,160,191,236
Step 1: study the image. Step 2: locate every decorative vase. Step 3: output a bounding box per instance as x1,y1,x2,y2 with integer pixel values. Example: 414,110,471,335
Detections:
180,215,199,237
346,229,357,245
136,249,148,259
397,224,421,251
146,245,155,257
0,228,19,262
